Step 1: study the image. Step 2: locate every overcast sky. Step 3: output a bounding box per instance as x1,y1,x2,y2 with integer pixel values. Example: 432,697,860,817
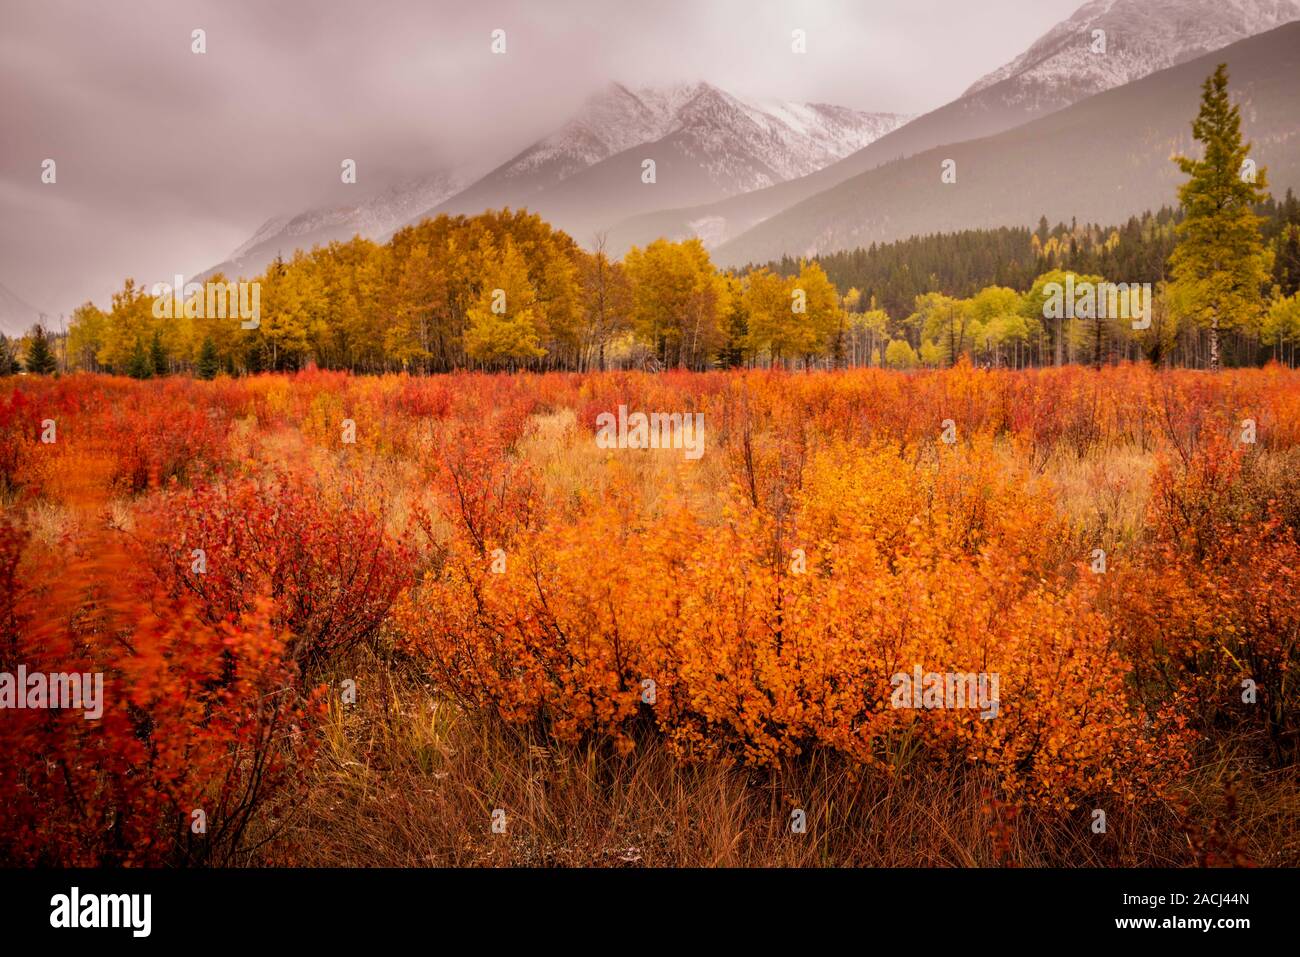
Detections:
0,0,1082,319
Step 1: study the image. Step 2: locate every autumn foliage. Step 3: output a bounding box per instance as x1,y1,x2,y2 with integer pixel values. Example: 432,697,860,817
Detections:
1,362,1297,863
141,471,416,673
0,502,320,866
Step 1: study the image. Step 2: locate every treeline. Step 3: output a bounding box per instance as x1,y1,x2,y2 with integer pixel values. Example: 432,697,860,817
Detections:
769,192,1300,319
2,65,1295,379
11,198,1297,377
52,209,849,376
767,211,1183,314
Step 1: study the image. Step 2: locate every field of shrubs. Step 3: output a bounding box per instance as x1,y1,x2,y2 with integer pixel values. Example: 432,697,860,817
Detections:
2,362,1298,866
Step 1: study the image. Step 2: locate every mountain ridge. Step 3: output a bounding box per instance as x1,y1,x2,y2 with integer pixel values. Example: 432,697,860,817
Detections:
0,282,46,338
711,21,1300,267
601,0,1300,256
400,80,910,246
200,168,477,282
207,81,908,281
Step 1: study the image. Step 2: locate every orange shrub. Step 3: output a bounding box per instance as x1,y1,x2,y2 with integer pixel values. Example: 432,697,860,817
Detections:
2,362,1297,840
396,439,1193,809
1111,436,1300,759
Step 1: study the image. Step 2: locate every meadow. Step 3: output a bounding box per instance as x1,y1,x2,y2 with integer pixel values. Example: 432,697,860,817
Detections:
2,362,1298,866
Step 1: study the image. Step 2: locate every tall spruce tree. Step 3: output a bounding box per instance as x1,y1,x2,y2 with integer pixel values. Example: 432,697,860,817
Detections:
149,330,167,376
1169,64,1272,371
195,336,220,379
126,337,153,379
24,324,57,375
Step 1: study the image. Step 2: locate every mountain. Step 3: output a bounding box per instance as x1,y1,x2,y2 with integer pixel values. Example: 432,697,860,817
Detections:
965,0,1300,108
0,282,45,337
420,83,705,218
202,169,474,281
210,82,906,278
602,0,1300,255
401,81,910,245
711,21,1300,267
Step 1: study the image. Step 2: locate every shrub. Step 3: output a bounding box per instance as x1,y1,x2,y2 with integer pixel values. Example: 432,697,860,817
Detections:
141,471,416,673
0,521,321,866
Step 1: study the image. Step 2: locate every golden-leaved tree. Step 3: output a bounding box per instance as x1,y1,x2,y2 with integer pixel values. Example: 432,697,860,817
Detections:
463,235,547,368
623,238,730,369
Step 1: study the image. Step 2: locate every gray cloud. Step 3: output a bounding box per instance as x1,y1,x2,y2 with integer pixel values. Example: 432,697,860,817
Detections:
0,0,1080,318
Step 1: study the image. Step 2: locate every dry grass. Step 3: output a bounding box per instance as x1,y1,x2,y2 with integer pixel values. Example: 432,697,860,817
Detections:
519,409,729,522
1043,443,1154,552
247,649,1300,868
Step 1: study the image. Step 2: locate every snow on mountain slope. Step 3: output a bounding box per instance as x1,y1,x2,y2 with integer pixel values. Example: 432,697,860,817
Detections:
473,81,906,196
603,0,1300,256
669,83,910,187
204,169,475,281
213,80,906,278
492,82,702,185
964,0,1300,110
228,214,294,262
411,81,911,239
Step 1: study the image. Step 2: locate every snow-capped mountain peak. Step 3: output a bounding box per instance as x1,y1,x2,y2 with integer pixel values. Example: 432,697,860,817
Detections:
490,79,902,190
493,82,698,183
964,0,1300,108
479,79,911,200
215,79,912,278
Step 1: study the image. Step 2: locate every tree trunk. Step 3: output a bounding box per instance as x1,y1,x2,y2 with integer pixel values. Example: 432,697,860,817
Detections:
1209,314,1220,372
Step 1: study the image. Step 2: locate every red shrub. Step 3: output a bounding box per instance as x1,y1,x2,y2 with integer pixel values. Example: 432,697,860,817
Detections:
141,470,416,672
0,520,321,866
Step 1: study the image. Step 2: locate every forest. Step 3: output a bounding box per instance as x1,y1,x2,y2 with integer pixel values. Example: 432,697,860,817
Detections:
4,189,1299,379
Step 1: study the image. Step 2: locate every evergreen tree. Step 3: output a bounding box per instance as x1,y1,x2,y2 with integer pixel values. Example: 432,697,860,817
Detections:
1168,64,1272,371
126,337,153,379
23,324,57,375
1274,193,1300,297
1278,226,1300,298
195,336,220,380
717,275,748,368
149,330,168,376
